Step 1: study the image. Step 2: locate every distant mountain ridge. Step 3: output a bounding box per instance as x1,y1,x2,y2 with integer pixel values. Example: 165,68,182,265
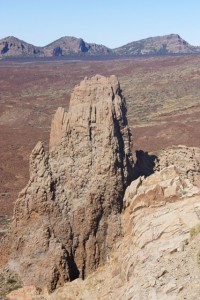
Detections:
113,34,200,55
44,36,111,56
0,36,43,57
0,36,112,58
0,34,200,58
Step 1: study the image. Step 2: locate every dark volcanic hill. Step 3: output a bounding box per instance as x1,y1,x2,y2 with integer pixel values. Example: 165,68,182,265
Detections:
0,36,112,58
44,36,112,56
1,34,200,58
113,34,200,55
0,36,43,57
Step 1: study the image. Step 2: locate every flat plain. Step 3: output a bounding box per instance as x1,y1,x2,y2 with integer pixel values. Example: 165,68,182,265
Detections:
1,55,200,217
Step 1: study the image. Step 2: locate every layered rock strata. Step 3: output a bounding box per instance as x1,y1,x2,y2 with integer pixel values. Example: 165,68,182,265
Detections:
124,165,200,211
0,75,133,292
7,165,200,300
133,146,200,187
154,145,200,187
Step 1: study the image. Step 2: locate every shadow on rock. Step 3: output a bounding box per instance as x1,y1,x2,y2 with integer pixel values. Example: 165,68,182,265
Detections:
133,150,158,180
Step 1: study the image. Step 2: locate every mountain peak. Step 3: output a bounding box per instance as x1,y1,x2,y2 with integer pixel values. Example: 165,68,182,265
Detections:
114,33,199,55
0,36,42,56
0,35,111,57
0,34,200,58
44,36,111,55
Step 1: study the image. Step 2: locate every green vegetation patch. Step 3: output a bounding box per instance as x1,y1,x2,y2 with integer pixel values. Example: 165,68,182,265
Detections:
190,223,200,238
0,193,8,197
0,275,22,297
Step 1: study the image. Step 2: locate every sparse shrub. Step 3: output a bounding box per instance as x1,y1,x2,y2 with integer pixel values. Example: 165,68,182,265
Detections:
6,277,17,284
0,193,8,197
0,275,22,297
190,223,200,238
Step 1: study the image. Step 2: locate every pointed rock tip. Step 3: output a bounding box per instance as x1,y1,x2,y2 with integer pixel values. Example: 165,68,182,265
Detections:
81,74,118,83
54,107,65,121
79,74,119,90
31,141,45,157
70,74,120,106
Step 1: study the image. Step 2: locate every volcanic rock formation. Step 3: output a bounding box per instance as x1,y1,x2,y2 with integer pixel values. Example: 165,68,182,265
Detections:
114,34,200,55
0,75,133,292
154,145,200,187
44,36,111,56
7,164,200,300
133,146,200,187
0,36,43,57
0,36,111,58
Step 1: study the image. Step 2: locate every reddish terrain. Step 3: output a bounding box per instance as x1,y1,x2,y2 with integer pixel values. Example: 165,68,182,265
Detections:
1,55,200,216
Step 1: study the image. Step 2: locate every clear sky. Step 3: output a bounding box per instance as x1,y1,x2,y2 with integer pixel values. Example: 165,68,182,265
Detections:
1,0,200,48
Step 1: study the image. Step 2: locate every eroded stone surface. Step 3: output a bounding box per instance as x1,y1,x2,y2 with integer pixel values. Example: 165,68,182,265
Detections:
155,145,200,187
0,75,133,292
8,166,200,300
124,165,200,211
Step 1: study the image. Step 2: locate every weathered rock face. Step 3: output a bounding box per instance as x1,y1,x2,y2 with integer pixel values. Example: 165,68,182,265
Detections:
7,165,200,300
0,75,133,291
133,146,200,187
154,145,200,187
124,165,200,212
0,36,43,57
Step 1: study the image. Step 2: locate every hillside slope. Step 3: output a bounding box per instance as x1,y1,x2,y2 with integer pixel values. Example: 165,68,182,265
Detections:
0,36,43,57
43,36,112,56
114,34,200,55
0,36,112,58
1,34,200,58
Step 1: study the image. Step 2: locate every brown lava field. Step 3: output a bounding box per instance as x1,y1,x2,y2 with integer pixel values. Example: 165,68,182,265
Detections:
1,55,200,216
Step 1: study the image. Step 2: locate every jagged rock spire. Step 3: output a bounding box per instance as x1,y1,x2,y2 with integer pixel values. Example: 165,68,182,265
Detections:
0,75,133,292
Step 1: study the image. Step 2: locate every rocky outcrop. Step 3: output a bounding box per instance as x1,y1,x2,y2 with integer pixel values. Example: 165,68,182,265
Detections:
154,145,200,187
0,75,133,292
7,165,200,300
124,165,200,212
133,146,200,187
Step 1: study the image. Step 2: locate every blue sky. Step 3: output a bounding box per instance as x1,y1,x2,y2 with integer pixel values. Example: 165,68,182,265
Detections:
1,0,200,48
